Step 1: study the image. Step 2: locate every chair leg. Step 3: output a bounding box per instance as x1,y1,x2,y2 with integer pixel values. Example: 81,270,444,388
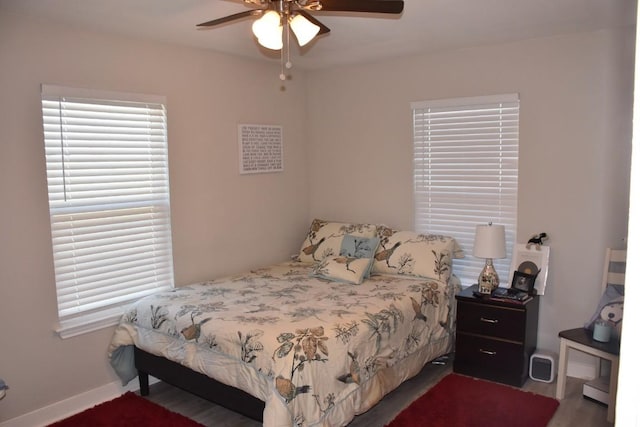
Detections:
607,357,619,423
556,338,569,399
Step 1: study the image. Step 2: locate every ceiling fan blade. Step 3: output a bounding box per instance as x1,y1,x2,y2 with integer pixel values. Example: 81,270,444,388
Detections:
197,10,263,28
318,0,404,14
298,10,331,35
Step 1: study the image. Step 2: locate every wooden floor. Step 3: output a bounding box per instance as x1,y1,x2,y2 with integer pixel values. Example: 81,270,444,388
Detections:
142,356,611,427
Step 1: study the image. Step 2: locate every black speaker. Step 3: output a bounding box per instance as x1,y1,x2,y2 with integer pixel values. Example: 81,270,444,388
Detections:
529,352,557,383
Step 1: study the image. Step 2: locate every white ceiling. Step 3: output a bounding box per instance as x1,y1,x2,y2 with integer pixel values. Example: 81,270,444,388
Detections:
0,0,636,70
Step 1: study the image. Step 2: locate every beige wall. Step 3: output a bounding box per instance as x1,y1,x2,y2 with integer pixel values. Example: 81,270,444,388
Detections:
306,28,634,354
0,8,635,424
0,12,309,422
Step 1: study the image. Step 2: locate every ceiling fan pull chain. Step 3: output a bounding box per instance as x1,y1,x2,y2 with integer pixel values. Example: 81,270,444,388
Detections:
285,17,292,70
280,44,286,81
280,16,292,81
280,16,289,81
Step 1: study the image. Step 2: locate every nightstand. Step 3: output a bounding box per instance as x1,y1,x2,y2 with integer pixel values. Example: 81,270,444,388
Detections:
454,285,540,387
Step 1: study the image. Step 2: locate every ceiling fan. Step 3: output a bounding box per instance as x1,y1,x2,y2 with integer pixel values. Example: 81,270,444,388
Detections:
197,0,404,80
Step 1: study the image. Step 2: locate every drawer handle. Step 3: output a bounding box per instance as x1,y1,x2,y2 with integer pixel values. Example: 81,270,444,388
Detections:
479,349,497,356
480,317,498,324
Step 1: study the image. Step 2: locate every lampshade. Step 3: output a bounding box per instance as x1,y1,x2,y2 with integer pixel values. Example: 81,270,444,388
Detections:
252,11,283,50
289,14,320,47
473,224,506,259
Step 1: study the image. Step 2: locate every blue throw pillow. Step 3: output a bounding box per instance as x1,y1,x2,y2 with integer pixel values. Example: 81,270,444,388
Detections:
340,235,379,278
340,235,379,258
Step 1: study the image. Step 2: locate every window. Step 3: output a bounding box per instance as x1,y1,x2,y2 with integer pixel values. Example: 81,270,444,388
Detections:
412,94,519,286
41,85,174,338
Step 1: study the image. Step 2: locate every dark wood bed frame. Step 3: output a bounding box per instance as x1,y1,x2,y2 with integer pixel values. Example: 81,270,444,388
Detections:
134,347,265,422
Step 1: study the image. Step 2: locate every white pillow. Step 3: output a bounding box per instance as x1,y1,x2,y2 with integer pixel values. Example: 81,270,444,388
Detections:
371,226,464,282
310,256,373,285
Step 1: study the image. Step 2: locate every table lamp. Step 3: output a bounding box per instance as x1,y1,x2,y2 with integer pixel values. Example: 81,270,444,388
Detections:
473,223,506,294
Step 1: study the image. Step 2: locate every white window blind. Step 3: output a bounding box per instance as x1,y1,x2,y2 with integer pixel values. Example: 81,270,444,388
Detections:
412,94,519,287
41,84,174,338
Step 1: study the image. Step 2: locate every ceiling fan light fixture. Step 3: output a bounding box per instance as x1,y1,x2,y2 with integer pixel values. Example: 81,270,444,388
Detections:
289,14,320,46
199,0,405,80
252,10,283,50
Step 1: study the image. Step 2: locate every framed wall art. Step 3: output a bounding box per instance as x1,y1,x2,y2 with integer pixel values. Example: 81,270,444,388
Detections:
238,124,283,174
508,244,550,295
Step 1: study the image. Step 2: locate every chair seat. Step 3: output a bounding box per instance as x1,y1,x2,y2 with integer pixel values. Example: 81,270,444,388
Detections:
558,327,620,356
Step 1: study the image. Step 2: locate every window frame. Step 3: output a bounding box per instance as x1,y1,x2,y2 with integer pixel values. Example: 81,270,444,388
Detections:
41,84,175,338
411,93,519,287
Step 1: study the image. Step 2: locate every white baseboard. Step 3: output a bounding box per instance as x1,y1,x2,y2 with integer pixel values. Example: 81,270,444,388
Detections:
0,377,158,427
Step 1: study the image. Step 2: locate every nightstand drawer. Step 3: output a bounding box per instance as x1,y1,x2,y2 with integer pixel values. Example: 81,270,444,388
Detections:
456,301,525,342
454,333,527,386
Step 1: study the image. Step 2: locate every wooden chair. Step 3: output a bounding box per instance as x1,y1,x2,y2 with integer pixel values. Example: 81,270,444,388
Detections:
555,248,626,423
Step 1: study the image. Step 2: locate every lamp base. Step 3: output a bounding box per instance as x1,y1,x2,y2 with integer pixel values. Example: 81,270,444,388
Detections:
478,259,499,294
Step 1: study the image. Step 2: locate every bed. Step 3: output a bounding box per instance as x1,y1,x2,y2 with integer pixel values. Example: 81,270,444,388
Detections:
108,220,463,427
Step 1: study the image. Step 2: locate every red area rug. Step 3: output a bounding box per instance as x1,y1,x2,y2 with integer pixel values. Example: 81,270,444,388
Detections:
386,373,559,427
48,391,204,427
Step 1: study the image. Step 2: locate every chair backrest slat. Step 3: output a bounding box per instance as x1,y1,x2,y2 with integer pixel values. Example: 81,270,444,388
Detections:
601,248,626,292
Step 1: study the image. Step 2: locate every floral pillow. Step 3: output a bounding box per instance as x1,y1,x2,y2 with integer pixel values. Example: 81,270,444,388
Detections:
310,256,373,285
371,226,464,282
297,219,377,263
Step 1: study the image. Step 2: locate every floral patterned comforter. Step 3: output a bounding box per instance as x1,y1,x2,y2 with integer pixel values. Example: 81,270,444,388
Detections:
108,261,457,427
